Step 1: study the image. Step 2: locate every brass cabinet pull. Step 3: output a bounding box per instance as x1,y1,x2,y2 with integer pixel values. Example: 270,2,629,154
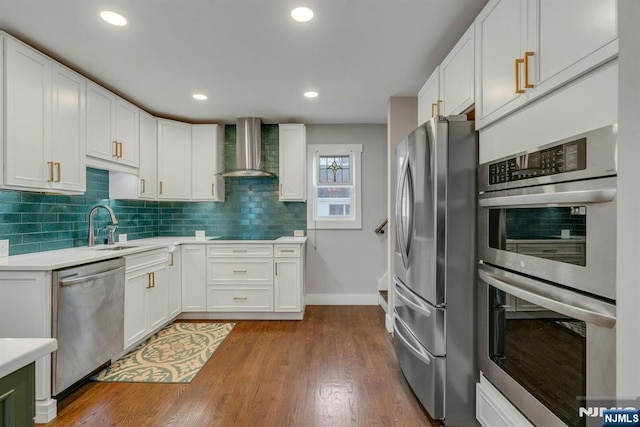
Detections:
54,162,61,182
159,181,163,194
436,99,442,116
118,142,123,158
232,270,247,273
431,102,436,117
524,51,535,88
152,272,155,288
140,178,146,193
232,249,247,253
233,297,248,301
169,252,174,266
113,141,118,157
47,161,54,182
280,249,295,253
515,58,525,94
146,273,152,289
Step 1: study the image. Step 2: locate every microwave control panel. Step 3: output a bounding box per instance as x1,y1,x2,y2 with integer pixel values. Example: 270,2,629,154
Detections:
488,138,587,185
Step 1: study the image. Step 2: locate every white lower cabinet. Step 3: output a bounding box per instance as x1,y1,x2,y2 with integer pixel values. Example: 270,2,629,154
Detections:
167,246,182,318
207,287,273,312
274,244,304,312
123,249,168,350
181,245,206,312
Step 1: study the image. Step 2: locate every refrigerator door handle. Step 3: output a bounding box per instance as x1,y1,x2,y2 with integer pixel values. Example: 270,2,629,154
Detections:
394,281,433,318
395,156,413,269
394,316,432,365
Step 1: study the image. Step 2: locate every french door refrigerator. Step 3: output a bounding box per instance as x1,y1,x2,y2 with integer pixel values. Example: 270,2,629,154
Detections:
393,115,477,426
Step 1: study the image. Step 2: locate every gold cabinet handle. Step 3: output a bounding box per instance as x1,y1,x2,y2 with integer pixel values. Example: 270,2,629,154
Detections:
146,273,152,289
140,178,146,193
169,252,174,266
436,99,442,116
47,161,54,182
113,140,119,157
280,249,295,253
54,162,61,182
159,181,163,194
232,249,247,253
515,58,525,94
118,142,124,158
431,102,436,118
232,270,247,273
233,297,248,301
152,272,155,288
524,51,535,88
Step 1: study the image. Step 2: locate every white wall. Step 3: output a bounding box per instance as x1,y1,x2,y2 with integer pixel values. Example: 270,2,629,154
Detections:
386,97,418,329
616,0,640,399
305,124,388,304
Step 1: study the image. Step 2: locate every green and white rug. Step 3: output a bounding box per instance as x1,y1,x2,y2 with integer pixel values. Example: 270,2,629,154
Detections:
93,322,235,383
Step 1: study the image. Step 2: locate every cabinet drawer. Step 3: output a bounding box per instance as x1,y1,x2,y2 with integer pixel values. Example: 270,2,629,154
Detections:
207,258,273,285
125,248,167,273
207,286,273,312
274,244,300,257
207,244,273,257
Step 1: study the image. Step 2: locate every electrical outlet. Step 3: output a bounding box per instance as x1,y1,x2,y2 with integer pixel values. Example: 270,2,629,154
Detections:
294,230,304,237
0,240,9,257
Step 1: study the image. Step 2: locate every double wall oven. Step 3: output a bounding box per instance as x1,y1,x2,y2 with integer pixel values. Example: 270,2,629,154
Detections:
477,124,617,426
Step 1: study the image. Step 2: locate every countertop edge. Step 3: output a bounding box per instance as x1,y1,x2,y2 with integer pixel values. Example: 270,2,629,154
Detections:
0,338,57,379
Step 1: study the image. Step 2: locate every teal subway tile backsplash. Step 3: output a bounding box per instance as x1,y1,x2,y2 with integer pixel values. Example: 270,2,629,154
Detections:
0,124,306,255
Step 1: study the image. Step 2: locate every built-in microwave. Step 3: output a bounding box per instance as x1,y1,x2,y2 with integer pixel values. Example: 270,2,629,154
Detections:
478,124,618,426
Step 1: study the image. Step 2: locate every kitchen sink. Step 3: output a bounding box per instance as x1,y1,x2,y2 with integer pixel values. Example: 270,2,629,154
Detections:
94,245,140,251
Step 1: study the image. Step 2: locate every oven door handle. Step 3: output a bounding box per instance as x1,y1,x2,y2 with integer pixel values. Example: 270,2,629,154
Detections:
478,188,616,207
394,281,432,318
478,264,616,328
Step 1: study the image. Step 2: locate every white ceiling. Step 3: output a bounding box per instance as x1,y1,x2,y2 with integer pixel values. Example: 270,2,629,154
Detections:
0,0,487,124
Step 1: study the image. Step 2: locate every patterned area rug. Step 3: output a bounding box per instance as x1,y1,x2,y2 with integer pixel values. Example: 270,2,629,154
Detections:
93,322,235,383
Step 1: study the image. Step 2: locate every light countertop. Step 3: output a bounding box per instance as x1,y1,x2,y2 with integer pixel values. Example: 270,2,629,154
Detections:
0,338,57,379
0,236,307,271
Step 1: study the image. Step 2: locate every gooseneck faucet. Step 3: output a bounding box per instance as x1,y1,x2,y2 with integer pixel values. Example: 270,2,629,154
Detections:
88,205,119,247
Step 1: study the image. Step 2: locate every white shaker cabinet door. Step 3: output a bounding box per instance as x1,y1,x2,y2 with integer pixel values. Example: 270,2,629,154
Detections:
439,25,475,116
532,0,618,97
147,265,168,331
192,124,225,201
158,119,192,200
138,111,158,199
115,98,140,168
474,0,528,128
181,245,206,312
4,37,52,190
86,82,117,161
167,248,182,318
417,67,440,126
278,124,306,201
124,270,149,349
51,64,86,193
274,257,301,312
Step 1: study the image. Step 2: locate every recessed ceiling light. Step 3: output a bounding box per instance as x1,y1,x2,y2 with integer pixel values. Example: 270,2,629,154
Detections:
304,91,318,98
192,93,208,101
291,7,314,22
100,11,128,26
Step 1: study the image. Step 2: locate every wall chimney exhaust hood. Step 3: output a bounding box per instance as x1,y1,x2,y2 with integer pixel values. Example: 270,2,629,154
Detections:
217,117,276,178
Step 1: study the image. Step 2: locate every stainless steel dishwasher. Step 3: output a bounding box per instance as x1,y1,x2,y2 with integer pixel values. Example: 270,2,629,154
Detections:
51,257,125,397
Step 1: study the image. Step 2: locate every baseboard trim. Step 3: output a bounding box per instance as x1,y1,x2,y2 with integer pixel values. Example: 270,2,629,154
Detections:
305,293,379,305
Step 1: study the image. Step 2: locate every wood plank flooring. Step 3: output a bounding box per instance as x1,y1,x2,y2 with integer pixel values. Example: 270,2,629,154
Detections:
42,306,436,427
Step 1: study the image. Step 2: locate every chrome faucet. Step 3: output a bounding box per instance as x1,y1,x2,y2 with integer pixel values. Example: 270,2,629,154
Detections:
88,205,119,247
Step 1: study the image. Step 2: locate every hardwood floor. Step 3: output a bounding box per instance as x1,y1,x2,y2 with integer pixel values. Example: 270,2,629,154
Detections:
42,306,435,427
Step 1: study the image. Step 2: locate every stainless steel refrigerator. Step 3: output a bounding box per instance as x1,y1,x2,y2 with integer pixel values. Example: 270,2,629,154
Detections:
393,115,477,426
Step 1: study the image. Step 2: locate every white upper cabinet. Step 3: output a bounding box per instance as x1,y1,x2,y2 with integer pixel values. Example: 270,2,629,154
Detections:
191,124,225,201
278,124,306,202
86,81,139,170
475,0,528,129
439,25,475,116
3,36,85,194
157,118,192,200
475,0,618,129
417,67,440,126
138,111,158,199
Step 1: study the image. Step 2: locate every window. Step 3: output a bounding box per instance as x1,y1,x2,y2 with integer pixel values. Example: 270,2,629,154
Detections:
307,144,363,229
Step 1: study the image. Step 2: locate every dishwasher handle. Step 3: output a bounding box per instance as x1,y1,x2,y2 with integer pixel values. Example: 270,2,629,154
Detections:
60,266,125,287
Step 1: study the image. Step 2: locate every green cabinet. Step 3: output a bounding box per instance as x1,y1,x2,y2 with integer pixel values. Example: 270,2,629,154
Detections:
0,362,35,427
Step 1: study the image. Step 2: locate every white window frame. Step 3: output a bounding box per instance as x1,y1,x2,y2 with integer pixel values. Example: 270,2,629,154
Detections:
307,144,363,230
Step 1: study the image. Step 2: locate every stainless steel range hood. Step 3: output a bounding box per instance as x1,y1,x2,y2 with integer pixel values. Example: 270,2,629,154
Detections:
217,117,276,178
